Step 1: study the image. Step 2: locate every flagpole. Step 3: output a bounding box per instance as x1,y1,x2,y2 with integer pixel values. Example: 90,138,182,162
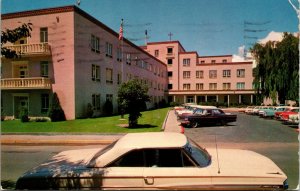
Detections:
119,19,124,83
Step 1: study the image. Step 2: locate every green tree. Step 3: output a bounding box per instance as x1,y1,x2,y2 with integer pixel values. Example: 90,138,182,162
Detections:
251,33,299,104
117,79,150,128
1,23,32,59
48,93,66,122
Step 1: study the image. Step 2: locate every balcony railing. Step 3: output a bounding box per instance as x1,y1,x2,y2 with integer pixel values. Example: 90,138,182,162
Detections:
1,77,51,89
3,43,51,55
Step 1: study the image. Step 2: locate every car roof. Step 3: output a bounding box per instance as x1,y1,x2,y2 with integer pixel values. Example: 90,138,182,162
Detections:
115,132,187,149
93,132,188,167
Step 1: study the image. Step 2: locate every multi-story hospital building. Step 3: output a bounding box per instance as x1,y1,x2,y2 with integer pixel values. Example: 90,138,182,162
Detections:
1,5,255,120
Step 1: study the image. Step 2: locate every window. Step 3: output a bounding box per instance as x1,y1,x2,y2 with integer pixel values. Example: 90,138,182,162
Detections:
167,59,173,65
223,83,231,90
223,70,231,78
209,70,217,78
237,69,245,78
91,35,100,53
126,54,131,65
117,73,122,84
183,71,190,79
105,42,113,57
183,83,190,90
92,94,101,111
167,47,173,54
106,68,113,84
209,83,217,90
168,71,173,77
196,83,204,90
40,61,49,77
19,65,28,78
196,70,203,79
200,60,205,64
117,48,122,61
183,59,190,67
211,60,216,64
40,28,48,43
187,96,194,103
106,94,113,102
155,50,159,57
92,64,100,81
222,59,227,63
168,84,173,89
237,82,245,89
41,94,49,113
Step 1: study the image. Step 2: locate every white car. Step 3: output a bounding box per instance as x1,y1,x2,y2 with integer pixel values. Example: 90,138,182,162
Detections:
288,113,299,125
16,132,288,190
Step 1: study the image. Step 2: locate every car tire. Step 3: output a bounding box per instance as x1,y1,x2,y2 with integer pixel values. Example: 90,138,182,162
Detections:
191,122,198,128
221,120,227,126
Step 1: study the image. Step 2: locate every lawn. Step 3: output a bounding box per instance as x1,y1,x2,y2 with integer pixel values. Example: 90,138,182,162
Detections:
1,108,170,133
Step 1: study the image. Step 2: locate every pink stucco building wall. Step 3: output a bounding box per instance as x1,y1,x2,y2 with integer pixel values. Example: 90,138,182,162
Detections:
143,41,256,105
1,6,167,120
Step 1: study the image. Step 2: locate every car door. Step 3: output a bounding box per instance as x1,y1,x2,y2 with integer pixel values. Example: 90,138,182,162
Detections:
142,149,211,190
102,150,144,190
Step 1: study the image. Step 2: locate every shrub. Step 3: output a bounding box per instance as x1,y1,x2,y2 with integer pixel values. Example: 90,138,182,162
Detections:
86,103,94,118
48,93,66,122
103,100,113,116
19,107,29,122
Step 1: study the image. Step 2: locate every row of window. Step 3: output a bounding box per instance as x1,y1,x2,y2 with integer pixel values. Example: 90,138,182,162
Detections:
91,34,166,77
168,69,246,79
168,82,246,90
91,64,166,91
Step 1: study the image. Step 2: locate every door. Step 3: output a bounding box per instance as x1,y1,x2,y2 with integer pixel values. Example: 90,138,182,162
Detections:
143,149,212,189
14,96,28,118
102,149,145,189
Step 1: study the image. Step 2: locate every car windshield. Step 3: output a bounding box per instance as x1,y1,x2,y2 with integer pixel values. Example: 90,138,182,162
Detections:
184,138,211,167
87,140,117,167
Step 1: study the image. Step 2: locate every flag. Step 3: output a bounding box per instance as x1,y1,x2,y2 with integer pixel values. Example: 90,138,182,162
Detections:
119,19,123,40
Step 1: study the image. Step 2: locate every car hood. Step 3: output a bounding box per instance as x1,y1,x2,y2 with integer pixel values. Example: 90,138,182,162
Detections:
21,148,101,176
207,148,287,178
16,148,105,190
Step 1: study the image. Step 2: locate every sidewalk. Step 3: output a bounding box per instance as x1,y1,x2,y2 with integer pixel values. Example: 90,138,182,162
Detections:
1,109,182,145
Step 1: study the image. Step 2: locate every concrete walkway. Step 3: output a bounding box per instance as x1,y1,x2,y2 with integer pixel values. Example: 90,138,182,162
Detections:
1,109,182,145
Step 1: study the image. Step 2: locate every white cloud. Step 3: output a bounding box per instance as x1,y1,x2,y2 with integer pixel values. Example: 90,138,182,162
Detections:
258,31,284,44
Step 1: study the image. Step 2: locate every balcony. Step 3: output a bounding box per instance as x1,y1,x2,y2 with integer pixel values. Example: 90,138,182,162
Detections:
3,43,51,56
1,77,51,90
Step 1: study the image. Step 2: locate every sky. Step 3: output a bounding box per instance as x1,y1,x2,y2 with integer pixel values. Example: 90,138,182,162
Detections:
1,0,299,57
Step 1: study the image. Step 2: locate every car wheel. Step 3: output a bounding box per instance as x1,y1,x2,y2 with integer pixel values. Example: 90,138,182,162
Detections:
191,122,198,128
220,120,227,126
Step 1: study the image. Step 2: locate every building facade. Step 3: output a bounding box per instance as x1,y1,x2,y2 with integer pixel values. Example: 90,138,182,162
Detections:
143,41,256,106
1,6,168,120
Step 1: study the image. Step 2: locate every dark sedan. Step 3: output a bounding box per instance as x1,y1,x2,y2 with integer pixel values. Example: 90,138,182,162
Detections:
179,108,237,128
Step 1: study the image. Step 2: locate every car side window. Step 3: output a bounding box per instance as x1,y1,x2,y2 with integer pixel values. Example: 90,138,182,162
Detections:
144,149,195,167
108,150,144,167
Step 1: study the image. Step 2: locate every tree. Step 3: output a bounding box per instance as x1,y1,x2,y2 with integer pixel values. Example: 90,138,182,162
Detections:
48,93,66,122
1,23,32,59
117,79,150,128
251,33,299,104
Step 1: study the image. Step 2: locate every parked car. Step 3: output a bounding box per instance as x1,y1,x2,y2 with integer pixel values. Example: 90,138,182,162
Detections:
274,107,293,120
288,113,299,125
251,106,264,115
16,132,288,190
258,106,275,117
177,106,217,120
262,106,290,118
278,108,299,123
245,106,255,114
179,108,237,128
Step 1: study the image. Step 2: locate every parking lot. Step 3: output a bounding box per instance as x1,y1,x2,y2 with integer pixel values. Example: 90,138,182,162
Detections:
184,112,299,189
